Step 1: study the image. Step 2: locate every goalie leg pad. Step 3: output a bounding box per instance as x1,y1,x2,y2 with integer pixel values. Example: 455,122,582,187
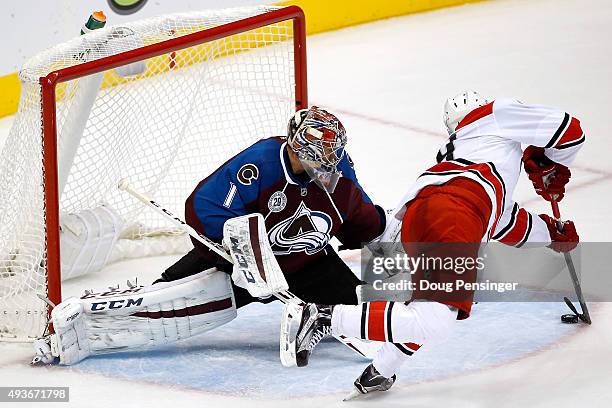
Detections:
43,268,236,365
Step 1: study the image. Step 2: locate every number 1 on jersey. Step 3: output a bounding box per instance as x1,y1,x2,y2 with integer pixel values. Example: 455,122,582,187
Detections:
436,132,457,163
223,183,238,208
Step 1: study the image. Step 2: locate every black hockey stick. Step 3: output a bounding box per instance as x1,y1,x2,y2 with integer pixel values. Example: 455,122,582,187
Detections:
551,199,591,324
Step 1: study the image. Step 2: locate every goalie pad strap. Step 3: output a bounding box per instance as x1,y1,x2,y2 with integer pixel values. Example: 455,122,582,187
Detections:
131,297,233,319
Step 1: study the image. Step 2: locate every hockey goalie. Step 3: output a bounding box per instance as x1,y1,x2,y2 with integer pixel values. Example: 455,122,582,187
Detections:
33,106,387,365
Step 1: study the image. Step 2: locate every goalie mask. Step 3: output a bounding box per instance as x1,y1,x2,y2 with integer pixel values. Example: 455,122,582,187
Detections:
287,106,347,193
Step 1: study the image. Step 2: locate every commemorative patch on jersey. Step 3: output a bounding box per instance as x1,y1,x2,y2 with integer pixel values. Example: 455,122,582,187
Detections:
268,191,287,213
237,163,259,185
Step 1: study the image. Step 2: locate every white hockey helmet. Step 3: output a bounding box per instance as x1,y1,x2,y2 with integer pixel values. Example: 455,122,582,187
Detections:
443,91,490,134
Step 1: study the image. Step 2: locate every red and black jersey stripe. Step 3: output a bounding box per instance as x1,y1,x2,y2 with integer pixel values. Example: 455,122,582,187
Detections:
360,302,423,355
386,301,395,342
546,113,585,150
360,303,368,339
393,342,422,356
360,301,402,343
361,301,391,342
492,203,533,247
492,203,519,240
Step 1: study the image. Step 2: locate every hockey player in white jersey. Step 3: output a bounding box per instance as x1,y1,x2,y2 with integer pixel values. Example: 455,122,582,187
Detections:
282,91,584,396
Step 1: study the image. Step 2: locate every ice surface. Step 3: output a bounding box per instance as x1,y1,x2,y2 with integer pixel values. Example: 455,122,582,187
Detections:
68,301,580,398
1,0,611,406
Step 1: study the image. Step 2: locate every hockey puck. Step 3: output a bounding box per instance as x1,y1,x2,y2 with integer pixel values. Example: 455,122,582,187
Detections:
561,314,579,324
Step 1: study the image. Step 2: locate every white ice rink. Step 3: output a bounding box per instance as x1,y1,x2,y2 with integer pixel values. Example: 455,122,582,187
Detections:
1,0,612,406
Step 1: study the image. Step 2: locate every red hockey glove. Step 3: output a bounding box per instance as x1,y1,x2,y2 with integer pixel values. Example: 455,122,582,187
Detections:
539,214,579,253
522,146,571,202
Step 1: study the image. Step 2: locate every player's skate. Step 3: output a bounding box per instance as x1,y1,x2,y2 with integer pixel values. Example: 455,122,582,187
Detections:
343,364,397,401
281,303,333,367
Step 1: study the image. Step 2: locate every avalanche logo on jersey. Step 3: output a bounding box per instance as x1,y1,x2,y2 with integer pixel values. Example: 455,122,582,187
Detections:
268,202,332,256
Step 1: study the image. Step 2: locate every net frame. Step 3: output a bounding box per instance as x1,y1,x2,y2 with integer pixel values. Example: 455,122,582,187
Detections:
1,5,307,341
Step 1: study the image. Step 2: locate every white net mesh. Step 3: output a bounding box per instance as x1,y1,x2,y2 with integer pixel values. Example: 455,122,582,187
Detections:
0,6,299,341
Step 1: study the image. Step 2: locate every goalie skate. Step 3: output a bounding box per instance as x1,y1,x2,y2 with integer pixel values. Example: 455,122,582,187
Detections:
280,303,333,367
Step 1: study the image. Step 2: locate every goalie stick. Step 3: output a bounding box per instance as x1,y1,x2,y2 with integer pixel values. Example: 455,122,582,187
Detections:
550,199,591,324
117,178,378,361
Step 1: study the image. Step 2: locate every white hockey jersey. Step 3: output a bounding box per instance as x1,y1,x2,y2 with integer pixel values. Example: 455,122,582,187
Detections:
394,98,585,245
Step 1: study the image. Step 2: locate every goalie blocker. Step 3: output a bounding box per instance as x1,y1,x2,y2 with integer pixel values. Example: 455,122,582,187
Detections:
223,214,289,298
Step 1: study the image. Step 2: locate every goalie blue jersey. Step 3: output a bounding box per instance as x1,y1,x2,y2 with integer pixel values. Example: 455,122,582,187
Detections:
185,137,384,275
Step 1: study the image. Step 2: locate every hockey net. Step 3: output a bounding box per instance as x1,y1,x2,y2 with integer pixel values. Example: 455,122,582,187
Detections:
0,5,306,341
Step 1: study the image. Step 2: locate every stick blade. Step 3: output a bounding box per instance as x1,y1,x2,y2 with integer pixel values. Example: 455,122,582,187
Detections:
343,389,363,402
581,309,592,325
564,296,592,325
